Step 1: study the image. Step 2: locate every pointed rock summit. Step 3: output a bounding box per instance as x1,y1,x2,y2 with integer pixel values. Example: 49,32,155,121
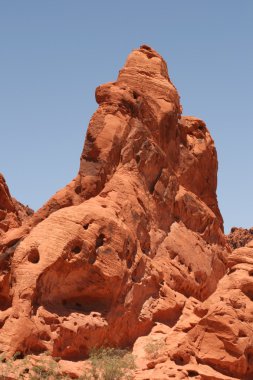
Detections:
1,46,251,379
0,173,32,235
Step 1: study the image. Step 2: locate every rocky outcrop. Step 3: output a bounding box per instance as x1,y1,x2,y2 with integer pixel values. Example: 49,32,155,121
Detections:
227,226,253,249
134,241,253,380
0,173,32,324
0,173,32,235
0,45,240,379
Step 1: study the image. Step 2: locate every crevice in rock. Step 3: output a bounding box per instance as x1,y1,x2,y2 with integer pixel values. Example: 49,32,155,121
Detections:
241,284,253,301
187,370,199,377
0,238,21,270
149,168,163,194
0,294,12,312
95,234,105,249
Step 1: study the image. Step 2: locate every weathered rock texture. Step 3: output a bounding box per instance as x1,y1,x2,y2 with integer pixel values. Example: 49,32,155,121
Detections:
0,173,32,235
1,45,250,379
227,227,253,250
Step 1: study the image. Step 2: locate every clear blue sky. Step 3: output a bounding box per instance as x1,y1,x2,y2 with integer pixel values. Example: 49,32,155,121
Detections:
0,1,252,233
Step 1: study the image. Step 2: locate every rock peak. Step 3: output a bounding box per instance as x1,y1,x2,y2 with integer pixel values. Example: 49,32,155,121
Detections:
118,44,174,88
2,46,247,380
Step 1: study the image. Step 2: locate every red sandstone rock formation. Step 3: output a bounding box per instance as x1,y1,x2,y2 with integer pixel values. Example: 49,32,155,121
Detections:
227,226,253,249
134,241,253,379
0,173,32,235
0,173,32,324
1,45,251,379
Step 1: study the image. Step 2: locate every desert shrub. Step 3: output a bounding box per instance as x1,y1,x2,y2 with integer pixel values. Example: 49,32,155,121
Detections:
0,352,70,380
29,354,71,380
0,352,24,379
144,338,165,360
0,348,135,379
30,357,57,379
82,347,135,380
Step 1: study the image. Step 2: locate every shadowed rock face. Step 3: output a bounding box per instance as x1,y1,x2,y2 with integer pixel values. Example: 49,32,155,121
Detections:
1,45,244,379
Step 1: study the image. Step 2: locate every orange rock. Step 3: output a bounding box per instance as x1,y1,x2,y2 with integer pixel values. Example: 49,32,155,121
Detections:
0,46,234,379
0,173,32,235
227,226,253,249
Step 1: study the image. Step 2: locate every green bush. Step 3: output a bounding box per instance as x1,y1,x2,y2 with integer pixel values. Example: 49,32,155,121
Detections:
0,347,135,380
0,353,70,380
87,347,135,380
144,338,165,360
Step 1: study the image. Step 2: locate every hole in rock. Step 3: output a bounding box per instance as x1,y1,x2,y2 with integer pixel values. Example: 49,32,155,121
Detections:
36,260,114,315
127,257,133,269
39,331,51,342
142,247,150,256
242,285,253,301
133,91,139,99
0,294,12,312
239,329,247,338
60,295,110,313
14,352,24,360
187,370,199,377
27,248,40,264
169,251,177,260
247,350,253,365
72,245,82,254
96,234,105,249
75,185,81,194
228,267,236,274
131,259,146,283
88,252,97,264
179,257,185,265
136,154,141,164
83,224,89,230
182,326,192,333
173,355,185,366
154,308,183,328
194,272,203,284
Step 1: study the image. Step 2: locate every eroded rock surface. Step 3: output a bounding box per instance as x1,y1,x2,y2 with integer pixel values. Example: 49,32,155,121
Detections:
134,242,253,379
0,173,32,235
1,45,247,379
227,227,253,250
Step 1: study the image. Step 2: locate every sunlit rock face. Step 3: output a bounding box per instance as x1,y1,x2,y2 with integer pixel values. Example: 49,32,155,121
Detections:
2,46,246,380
